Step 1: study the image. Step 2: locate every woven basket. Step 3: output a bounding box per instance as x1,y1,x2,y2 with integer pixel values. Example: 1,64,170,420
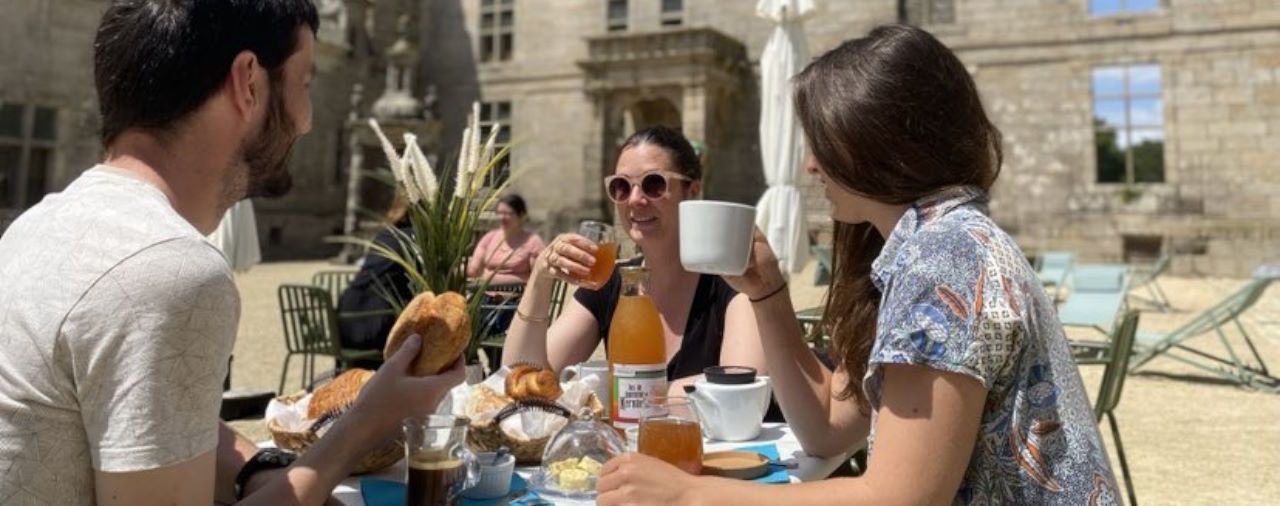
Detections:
466,392,603,465
266,394,403,475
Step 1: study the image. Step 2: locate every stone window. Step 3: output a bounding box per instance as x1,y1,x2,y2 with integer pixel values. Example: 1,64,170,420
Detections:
479,0,514,63
1092,64,1164,184
1089,0,1159,16
607,0,627,32
899,0,955,26
660,0,682,27
480,101,511,185
0,102,57,210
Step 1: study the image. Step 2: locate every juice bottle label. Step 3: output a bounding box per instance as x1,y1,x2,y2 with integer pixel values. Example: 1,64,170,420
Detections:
610,362,666,427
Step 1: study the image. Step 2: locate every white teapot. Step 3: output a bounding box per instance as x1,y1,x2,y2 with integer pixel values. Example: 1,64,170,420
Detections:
683,366,771,442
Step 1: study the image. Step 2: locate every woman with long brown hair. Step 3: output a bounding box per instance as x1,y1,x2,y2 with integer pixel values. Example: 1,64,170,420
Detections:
597,24,1118,505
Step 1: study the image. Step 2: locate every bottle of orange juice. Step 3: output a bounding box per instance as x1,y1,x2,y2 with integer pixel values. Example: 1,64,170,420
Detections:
607,265,666,428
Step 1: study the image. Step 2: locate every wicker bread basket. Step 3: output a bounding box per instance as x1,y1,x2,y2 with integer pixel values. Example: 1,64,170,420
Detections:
266,392,403,474
466,392,604,464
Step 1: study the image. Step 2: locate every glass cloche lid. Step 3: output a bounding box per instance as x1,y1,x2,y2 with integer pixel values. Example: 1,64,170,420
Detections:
530,408,626,500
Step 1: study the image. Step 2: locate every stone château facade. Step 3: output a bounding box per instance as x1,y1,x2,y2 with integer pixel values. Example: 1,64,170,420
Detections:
2,0,1277,274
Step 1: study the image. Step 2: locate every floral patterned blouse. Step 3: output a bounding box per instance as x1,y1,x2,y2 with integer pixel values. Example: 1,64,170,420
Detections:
864,186,1119,504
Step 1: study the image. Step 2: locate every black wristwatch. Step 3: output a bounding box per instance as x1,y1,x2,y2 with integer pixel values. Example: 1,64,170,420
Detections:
234,448,297,500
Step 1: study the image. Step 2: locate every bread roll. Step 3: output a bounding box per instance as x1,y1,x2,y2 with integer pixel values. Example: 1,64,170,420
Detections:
307,368,374,419
465,384,513,422
383,291,471,376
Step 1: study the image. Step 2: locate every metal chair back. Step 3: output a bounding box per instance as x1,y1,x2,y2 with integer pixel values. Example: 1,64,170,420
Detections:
548,279,569,321
1096,310,1140,421
311,270,357,308
277,284,340,392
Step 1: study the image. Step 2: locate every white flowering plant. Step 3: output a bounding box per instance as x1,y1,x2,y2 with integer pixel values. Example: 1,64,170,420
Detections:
340,102,512,363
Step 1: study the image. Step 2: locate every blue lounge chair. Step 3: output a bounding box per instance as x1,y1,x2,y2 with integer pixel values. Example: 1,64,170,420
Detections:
1128,274,1278,392
1059,264,1130,334
1035,251,1074,300
812,245,832,286
1127,251,1172,312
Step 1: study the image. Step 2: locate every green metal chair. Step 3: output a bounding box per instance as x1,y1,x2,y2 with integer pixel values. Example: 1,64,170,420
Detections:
548,278,569,321
1128,276,1277,392
311,269,357,308
277,284,382,394
477,279,569,367
1094,310,1141,506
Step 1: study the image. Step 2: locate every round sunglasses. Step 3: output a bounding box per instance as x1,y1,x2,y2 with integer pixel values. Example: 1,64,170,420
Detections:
603,171,693,203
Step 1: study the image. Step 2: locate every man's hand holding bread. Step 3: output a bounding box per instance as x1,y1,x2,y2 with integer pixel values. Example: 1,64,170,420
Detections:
337,291,472,450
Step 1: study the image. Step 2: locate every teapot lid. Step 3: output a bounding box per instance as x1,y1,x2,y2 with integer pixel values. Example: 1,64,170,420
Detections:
703,365,756,385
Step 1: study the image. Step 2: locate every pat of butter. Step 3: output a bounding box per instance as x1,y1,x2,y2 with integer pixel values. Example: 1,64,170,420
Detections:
558,468,590,491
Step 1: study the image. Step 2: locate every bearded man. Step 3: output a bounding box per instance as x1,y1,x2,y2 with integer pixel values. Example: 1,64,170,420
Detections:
0,1,461,505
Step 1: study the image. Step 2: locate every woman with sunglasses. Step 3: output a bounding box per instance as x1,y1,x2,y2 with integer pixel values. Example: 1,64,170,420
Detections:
595,25,1117,506
501,126,767,397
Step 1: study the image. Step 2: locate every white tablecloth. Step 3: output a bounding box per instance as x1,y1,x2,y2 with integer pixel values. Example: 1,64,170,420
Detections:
332,423,855,505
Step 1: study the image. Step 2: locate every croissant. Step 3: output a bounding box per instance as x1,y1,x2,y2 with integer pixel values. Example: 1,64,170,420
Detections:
505,364,563,401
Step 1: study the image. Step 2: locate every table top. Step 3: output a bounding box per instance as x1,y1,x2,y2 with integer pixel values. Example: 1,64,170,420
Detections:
331,423,855,505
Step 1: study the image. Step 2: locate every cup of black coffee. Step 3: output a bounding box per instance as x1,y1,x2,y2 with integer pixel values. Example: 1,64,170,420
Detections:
403,416,479,506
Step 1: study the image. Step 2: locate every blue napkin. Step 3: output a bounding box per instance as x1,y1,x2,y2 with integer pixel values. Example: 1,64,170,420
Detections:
360,474,534,506
732,443,791,484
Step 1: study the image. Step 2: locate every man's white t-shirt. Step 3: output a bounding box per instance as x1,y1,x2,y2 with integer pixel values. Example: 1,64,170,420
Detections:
0,166,238,504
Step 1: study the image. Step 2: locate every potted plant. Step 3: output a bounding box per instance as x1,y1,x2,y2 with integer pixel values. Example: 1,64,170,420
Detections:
341,103,512,377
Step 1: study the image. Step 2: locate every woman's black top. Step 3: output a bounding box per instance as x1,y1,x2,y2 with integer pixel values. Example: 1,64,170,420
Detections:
573,260,739,380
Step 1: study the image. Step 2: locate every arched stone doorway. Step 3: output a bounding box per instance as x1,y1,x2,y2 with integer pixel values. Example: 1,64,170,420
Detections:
625,97,682,133
577,27,749,222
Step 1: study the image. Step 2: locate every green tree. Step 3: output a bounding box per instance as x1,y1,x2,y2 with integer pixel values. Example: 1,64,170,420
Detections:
1094,117,1126,183
1132,139,1165,183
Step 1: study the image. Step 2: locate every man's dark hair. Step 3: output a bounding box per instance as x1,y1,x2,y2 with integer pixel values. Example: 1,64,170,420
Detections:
93,0,319,146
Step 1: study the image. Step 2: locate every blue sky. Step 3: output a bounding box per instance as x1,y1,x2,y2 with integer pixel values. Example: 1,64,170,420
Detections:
1090,0,1159,16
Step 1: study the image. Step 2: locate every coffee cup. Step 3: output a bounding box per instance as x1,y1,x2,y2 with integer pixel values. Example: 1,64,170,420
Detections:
678,201,756,276
403,416,481,506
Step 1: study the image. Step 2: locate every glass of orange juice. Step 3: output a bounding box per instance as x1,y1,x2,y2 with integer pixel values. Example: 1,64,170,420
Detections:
637,396,703,475
578,220,619,288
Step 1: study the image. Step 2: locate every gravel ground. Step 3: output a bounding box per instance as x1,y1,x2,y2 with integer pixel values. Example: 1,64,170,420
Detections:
225,259,1280,505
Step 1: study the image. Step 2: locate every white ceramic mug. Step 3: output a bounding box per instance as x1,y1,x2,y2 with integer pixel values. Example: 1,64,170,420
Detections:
678,200,757,276
686,377,771,442
560,360,610,407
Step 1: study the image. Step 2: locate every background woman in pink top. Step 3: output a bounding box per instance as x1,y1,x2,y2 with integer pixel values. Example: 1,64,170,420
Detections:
468,193,546,285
